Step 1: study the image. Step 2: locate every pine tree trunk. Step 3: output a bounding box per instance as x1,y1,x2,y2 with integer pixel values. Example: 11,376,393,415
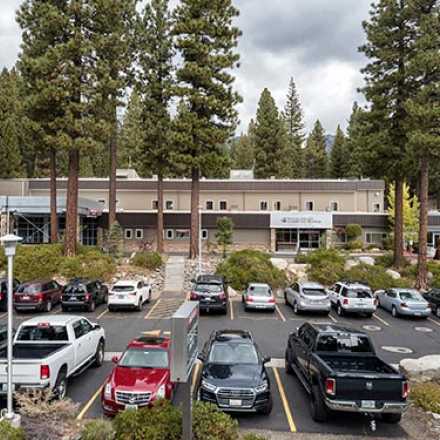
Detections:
157,173,164,253
190,167,200,259
64,149,79,256
393,178,405,268
49,148,58,243
108,105,117,228
416,157,429,290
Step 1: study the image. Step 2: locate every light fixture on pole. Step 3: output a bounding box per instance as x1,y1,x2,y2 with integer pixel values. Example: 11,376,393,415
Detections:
198,205,202,276
0,234,22,428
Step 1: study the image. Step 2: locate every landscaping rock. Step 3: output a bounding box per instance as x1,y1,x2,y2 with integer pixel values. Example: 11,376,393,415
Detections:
286,263,308,282
270,258,288,271
358,256,375,266
386,269,401,280
400,355,440,383
428,271,434,281
345,259,359,271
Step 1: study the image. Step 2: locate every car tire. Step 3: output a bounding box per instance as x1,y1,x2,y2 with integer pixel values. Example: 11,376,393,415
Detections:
258,396,273,415
88,300,96,313
310,385,328,423
382,413,402,424
108,306,114,312
284,292,289,306
365,312,373,318
61,305,68,313
147,290,152,303
285,351,293,375
436,307,440,318
337,304,345,317
293,302,300,314
136,299,142,311
222,306,228,315
392,306,398,318
54,370,67,400
93,340,105,367
45,300,52,313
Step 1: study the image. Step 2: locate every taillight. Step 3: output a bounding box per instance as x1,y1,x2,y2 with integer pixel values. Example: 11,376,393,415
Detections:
35,293,44,302
247,296,254,302
129,291,137,296
40,365,50,380
85,293,91,301
268,297,275,304
218,293,226,300
325,378,336,396
190,292,199,300
343,298,349,305
401,302,408,308
402,381,409,399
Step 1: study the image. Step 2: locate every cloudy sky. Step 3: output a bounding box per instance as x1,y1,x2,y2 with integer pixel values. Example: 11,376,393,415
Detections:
1,0,372,135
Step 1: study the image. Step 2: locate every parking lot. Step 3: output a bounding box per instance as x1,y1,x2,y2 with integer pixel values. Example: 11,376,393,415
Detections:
1,293,439,436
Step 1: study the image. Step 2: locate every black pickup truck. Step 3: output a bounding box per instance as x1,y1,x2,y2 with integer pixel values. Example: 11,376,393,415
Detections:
285,323,409,424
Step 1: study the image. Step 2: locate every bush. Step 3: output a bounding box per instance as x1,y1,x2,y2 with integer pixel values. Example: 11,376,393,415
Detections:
81,419,115,440
345,239,364,251
376,253,410,269
345,224,362,241
301,249,345,286
132,252,163,270
0,421,25,440
411,382,440,414
193,401,238,440
216,250,286,290
241,434,268,440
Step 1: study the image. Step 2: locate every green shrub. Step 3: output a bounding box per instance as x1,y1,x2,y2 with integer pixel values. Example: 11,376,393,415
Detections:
345,239,364,251
113,399,181,440
193,401,238,440
301,249,345,286
216,250,286,290
241,434,268,440
132,252,163,270
411,382,440,413
81,419,115,440
376,253,410,269
0,420,25,440
345,224,362,241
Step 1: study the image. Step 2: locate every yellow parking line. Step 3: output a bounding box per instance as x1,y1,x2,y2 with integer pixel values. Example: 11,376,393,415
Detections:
229,299,234,320
144,299,161,320
191,362,201,394
273,367,297,433
328,313,338,323
373,313,390,327
96,309,108,320
428,317,440,328
76,383,104,420
275,305,286,322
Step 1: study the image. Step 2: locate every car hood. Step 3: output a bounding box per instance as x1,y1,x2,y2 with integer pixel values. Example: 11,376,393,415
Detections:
111,366,168,392
203,363,264,388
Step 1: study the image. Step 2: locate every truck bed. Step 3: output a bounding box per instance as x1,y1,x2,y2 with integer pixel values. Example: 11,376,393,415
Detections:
319,354,396,375
0,344,68,360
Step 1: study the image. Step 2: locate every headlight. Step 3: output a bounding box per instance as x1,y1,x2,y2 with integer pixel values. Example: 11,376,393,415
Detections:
255,381,268,393
201,380,218,393
104,382,112,399
156,384,166,399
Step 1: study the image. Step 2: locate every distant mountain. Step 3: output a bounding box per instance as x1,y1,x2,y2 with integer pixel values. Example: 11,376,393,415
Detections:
325,134,336,153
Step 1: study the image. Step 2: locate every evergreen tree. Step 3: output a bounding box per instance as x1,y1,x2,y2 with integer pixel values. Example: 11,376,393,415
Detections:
173,0,242,258
359,0,416,267
253,88,289,178
230,134,255,169
282,77,305,178
304,120,328,178
216,217,233,258
345,102,366,178
136,0,174,254
330,125,348,178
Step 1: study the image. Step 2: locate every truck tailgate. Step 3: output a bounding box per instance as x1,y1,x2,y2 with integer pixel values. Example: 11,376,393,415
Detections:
335,376,404,401
0,361,42,386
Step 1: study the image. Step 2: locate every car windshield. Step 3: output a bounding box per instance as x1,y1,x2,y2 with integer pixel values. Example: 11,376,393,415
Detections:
16,285,39,294
344,289,372,299
316,334,373,353
303,288,327,297
119,348,168,368
112,285,135,293
16,325,68,341
399,291,422,301
195,284,222,293
64,284,86,294
248,286,271,296
208,342,259,364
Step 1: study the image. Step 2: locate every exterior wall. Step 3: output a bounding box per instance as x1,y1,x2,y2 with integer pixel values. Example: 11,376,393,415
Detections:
0,179,29,197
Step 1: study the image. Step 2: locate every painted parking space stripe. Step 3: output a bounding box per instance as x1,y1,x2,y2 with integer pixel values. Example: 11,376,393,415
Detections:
96,309,108,320
229,298,234,320
144,299,162,319
275,305,286,322
428,317,440,328
272,367,297,433
0,313,6,319
373,313,390,327
76,383,105,420
328,313,338,323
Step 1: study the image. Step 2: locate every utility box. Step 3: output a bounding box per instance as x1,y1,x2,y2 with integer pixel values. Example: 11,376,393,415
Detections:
170,301,199,383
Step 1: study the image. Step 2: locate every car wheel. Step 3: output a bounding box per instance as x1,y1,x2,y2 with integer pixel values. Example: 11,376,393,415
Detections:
54,370,67,400
310,385,328,423
392,306,398,318
136,299,142,311
258,396,273,415
45,300,52,313
285,351,293,375
337,304,344,316
365,312,373,318
293,302,300,314
61,305,68,313
108,306,114,312
436,307,440,318
88,300,96,312
284,292,289,306
382,413,402,424
93,340,105,367
148,290,152,303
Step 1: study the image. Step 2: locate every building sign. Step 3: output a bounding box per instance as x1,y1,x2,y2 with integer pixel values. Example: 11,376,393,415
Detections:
270,211,333,230
170,301,199,383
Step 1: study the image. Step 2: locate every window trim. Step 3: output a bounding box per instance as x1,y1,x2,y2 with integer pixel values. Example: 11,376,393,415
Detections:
206,200,214,210
165,200,175,210
152,200,158,210
201,229,208,240
124,229,133,240
260,200,269,211
304,200,314,211
135,229,144,240
165,229,174,240
219,200,227,211
329,201,339,212
273,201,282,211
373,203,381,213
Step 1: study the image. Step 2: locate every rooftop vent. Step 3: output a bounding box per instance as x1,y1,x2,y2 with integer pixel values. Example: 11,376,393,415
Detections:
229,169,254,180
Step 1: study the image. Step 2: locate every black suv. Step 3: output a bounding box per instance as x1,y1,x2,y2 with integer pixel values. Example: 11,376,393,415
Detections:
423,289,440,318
190,275,227,314
0,278,20,311
197,329,272,414
61,279,108,312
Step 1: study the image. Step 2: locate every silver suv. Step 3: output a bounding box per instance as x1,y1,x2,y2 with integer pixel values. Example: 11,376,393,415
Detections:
328,281,376,317
284,282,331,315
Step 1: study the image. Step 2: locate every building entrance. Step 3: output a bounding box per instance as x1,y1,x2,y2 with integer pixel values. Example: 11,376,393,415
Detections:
275,229,324,252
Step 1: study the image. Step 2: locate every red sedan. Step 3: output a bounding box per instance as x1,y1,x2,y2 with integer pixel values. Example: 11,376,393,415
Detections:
101,336,174,416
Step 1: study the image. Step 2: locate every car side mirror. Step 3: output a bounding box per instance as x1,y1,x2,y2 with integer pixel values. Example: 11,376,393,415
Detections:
263,356,271,364
92,323,101,331
191,278,196,284
197,353,205,362
111,355,120,364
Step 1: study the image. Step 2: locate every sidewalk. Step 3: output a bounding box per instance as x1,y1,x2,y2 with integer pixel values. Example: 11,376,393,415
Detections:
162,255,186,298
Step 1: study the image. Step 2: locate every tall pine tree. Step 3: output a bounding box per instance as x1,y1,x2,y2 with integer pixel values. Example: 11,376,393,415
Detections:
330,125,348,178
173,0,242,258
304,120,328,178
230,134,255,169
345,102,366,178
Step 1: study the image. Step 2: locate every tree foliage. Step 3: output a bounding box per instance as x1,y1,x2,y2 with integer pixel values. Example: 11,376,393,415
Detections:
215,217,234,258
230,134,255,170
304,120,328,178
329,125,348,178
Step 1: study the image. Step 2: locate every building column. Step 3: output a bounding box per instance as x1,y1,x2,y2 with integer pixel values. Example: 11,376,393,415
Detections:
270,229,276,253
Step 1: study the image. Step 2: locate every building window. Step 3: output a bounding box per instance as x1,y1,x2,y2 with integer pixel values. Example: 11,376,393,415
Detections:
260,201,268,211
124,229,133,240
373,203,381,213
273,201,282,211
165,200,174,210
175,229,190,240
165,229,174,240
219,201,227,211
201,229,208,240
329,201,339,211
305,200,314,211
366,232,387,245
206,201,214,210
135,229,144,240
98,199,106,206
152,200,158,210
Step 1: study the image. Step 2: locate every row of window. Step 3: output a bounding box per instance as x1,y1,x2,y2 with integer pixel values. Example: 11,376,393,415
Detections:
124,229,209,241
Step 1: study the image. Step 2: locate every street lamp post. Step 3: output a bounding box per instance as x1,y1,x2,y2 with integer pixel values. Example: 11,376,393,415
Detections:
198,205,202,276
0,234,22,427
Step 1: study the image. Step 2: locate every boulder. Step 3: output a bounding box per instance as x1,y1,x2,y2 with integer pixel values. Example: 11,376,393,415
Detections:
287,263,308,281
358,256,375,266
345,259,360,271
270,258,288,271
400,355,440,383
386,269,401,280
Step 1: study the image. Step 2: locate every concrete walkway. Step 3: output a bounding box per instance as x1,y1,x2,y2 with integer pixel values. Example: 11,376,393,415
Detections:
162,255,186,298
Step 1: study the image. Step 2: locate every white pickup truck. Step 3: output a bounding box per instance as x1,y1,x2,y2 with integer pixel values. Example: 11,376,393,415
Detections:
0,315,105,399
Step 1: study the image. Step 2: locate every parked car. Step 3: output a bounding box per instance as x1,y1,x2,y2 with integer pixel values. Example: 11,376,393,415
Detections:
0,278,20,312
61,279,108,312
0,315,105,399
328,281,376,317
14,280,63,313
284,281,331,315
101,335,174,416
423,288,440,318
377,288,431,318
285,323,409,423
242,283,276,312
197,329,273,414
190,275,227,314
0,325,8,352
108,280,151,312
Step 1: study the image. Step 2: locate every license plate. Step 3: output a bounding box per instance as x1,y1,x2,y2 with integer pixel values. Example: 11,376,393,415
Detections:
229,399,242,407
2,384,15,392
414,312,421,316
125,404,138,410
69,297,77,301
361,400,376,409
22,295,30,300
118,295,125,300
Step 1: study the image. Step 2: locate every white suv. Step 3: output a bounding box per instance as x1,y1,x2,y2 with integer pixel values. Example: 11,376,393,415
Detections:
108,280,151,311
328,281,376,317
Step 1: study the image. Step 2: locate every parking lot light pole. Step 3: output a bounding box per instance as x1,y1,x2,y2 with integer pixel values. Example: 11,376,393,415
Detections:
0,234,22,427
198,205,202,276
